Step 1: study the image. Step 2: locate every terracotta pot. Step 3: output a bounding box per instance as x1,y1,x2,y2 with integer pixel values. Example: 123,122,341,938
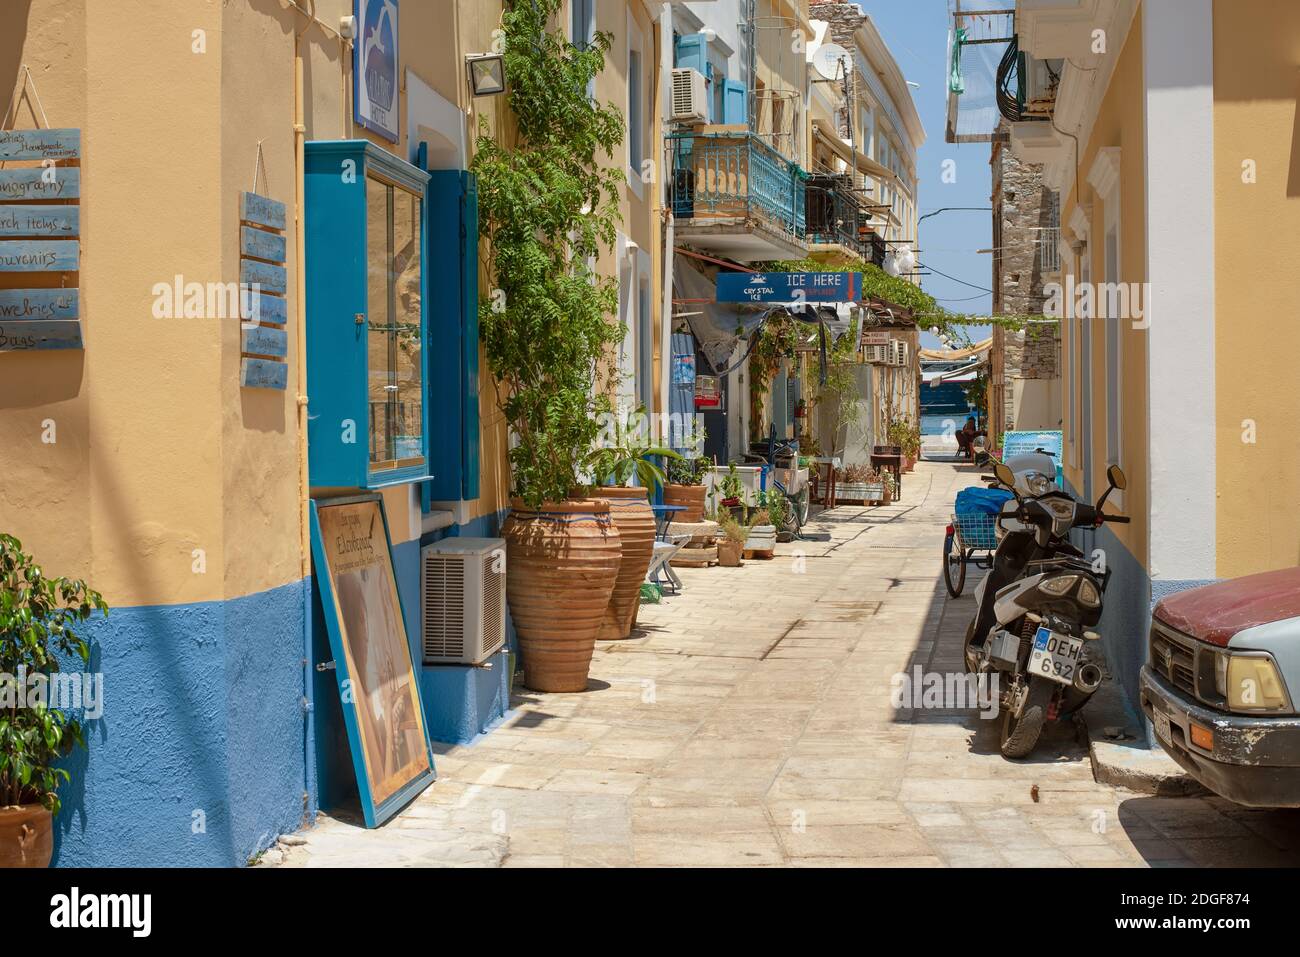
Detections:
503,498,621,692
663,483,706,522
0,805,53,868
596,486,656,640
717,539,744,566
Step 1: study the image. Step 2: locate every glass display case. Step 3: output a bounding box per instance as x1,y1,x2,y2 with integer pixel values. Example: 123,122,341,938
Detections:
304,140,431,488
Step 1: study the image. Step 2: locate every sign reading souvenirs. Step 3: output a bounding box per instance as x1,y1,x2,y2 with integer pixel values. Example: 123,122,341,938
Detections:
310,496,435,827
0,129,81,352
715,270,862,304
354,0,399,142
238,190,289,389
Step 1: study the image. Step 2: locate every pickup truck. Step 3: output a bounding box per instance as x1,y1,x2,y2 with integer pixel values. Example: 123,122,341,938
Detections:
1140,566,1300,807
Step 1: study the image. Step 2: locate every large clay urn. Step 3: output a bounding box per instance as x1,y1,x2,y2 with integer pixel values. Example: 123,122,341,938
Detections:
0,805,53,868
596,486,657,640
662,483,706,522
503,498,621,692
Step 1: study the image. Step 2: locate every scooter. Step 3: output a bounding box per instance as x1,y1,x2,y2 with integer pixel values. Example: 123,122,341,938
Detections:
963,462,1130,757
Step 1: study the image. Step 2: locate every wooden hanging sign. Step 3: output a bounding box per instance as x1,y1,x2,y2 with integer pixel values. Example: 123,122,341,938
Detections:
0,128,81,161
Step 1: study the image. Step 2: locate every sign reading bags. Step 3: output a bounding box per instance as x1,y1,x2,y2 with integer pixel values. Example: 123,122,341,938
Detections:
354,0,399,143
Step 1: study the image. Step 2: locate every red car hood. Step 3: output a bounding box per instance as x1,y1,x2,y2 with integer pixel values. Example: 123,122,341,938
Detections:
1154,567,1300,647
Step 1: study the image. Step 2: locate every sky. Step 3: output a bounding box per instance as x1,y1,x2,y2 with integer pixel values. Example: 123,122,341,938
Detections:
860,0,994,349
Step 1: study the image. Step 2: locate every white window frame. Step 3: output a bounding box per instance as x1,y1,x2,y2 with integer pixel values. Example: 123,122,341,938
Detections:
1088,146,1123,508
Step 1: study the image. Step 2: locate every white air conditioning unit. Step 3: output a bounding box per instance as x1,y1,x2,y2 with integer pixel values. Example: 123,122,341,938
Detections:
420,537,506,666
671,68,708,123
865,343,891,364
891,339,909,367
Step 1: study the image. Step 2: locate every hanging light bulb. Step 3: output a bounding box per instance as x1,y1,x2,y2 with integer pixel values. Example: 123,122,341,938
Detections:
884,255,900,277
896,245,917,275
929,326,940,335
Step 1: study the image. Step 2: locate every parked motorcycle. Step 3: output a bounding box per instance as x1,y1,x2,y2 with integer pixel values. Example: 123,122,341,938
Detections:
963,462,1130,757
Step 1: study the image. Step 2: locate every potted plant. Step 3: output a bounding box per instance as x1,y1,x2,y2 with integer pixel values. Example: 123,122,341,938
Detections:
718,463,747,520
743,507,777,556
716,515,748,567
888,418,922,472
474,0,627,692
586,411,681,640
0,534,105,868
664,454,708,523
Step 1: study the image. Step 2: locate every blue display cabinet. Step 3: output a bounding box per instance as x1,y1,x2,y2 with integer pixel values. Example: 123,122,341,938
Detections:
304,140,432,489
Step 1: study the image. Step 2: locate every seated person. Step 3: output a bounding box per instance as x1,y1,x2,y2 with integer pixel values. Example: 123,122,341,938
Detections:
955,417,987,461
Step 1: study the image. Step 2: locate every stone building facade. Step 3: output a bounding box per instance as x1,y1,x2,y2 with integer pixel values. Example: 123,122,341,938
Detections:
989,119,1061,438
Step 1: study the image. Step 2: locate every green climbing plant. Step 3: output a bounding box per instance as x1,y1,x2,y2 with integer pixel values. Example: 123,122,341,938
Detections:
471,0,626,508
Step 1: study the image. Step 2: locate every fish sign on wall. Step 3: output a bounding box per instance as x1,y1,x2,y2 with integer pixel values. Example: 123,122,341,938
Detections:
238,191,289,390
0,128,82,352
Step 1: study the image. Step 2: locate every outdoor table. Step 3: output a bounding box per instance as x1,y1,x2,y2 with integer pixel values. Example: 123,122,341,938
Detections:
651,504,685,541
648,504,688,594
870,451,903,501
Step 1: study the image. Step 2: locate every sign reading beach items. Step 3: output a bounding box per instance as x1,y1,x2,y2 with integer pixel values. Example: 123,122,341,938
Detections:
310,495,435,827
0,128,82,352
238,191,289,389
354,0,399,142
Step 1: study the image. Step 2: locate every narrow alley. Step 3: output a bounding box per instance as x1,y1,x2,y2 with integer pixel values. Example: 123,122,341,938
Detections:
281,459,1300,868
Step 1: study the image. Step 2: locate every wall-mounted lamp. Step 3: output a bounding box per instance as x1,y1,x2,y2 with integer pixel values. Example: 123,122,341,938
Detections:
466,53,506,97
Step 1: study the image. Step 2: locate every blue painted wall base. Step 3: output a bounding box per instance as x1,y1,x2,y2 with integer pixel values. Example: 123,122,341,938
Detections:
419,650,511,745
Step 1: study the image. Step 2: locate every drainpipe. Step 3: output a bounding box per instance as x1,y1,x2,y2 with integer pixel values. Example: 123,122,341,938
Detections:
659,2,674,438
293,0,315,817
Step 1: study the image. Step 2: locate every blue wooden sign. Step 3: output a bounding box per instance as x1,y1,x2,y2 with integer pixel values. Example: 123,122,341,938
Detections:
241,324,288,358
240,357,288,390
0,289,78,321
0,240,79,271
0,320,82,351
239,191,286,231
240,224,286,263
241,290,287,325
0,204,79,237
240,258,287,295
0,167,80,200
716,271,861,304
0,128,80,161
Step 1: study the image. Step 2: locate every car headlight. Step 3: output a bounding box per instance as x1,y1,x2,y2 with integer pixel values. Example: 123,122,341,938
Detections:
1025,472,1053,495
1225,654,1291,712
1077,578,1100,607
1039,574,1078,596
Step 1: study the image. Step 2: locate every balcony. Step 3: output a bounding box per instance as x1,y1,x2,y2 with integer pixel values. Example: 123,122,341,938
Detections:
669,130,808,262
804,173,887,268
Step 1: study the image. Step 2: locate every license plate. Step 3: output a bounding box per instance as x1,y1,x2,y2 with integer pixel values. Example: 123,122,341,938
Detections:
1152,709,1172,744
1028,626,1084,686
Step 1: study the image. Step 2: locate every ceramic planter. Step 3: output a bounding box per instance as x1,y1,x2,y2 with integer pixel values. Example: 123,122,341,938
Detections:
0,805,53,868
597,486,656,640
663,483,706,522
744,524,776,554
502,498,621,692
716,539,744,566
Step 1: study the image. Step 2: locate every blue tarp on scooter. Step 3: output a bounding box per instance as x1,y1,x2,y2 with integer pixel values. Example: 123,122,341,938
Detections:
955,485,1014,516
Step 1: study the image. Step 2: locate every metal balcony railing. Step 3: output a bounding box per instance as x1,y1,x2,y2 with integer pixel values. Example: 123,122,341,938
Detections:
804,173,887,267
668,131,806,240
1039,225,1061,273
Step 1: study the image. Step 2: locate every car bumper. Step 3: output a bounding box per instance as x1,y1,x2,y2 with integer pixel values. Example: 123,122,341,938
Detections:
1140,666,1300,808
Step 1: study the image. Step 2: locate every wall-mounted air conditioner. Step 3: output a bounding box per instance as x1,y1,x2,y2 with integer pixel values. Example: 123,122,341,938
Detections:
891,339,909,367
671,68,708,123
420,537,506,666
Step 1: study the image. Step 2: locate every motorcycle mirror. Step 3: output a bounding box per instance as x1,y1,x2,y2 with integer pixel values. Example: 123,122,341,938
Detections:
993,462,1016,488
1107,464,1127,490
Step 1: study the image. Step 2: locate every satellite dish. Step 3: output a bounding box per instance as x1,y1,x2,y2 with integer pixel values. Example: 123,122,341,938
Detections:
812,43,853,81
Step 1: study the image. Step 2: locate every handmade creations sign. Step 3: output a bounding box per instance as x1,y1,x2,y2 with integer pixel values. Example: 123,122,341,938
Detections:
311,497,434,826
0,128,81,352
354,0,399,142
716,271,861,304
238,191,289,390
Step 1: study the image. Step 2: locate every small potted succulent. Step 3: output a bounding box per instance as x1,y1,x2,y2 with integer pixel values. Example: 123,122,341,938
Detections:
716,514,748,567
0,534,106,868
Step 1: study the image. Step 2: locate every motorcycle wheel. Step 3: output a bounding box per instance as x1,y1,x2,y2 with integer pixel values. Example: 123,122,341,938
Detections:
942,538,965,597
999,676,1054,759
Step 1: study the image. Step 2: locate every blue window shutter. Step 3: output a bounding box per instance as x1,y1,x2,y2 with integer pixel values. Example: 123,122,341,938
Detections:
723,80,747,126
461,172,480,501
423,167,479,505
674,33,706,73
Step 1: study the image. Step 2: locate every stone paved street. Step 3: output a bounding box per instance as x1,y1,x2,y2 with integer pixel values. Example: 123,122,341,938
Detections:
278,459,1300,868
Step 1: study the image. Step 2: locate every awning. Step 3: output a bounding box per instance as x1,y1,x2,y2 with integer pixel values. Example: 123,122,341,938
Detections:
923,355,987,385
918,337,992,361
811,122,906,203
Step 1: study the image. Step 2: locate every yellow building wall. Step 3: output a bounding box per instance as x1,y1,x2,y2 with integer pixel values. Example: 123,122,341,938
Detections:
1212,0,1300,575
1057,12,1147,568
0,0,514,608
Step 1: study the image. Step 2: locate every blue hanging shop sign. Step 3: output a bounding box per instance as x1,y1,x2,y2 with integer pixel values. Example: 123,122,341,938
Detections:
354,0,399,142
716,271,861,304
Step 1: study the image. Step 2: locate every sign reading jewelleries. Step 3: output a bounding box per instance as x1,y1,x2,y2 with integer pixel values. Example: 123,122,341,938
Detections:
0,128,81,352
